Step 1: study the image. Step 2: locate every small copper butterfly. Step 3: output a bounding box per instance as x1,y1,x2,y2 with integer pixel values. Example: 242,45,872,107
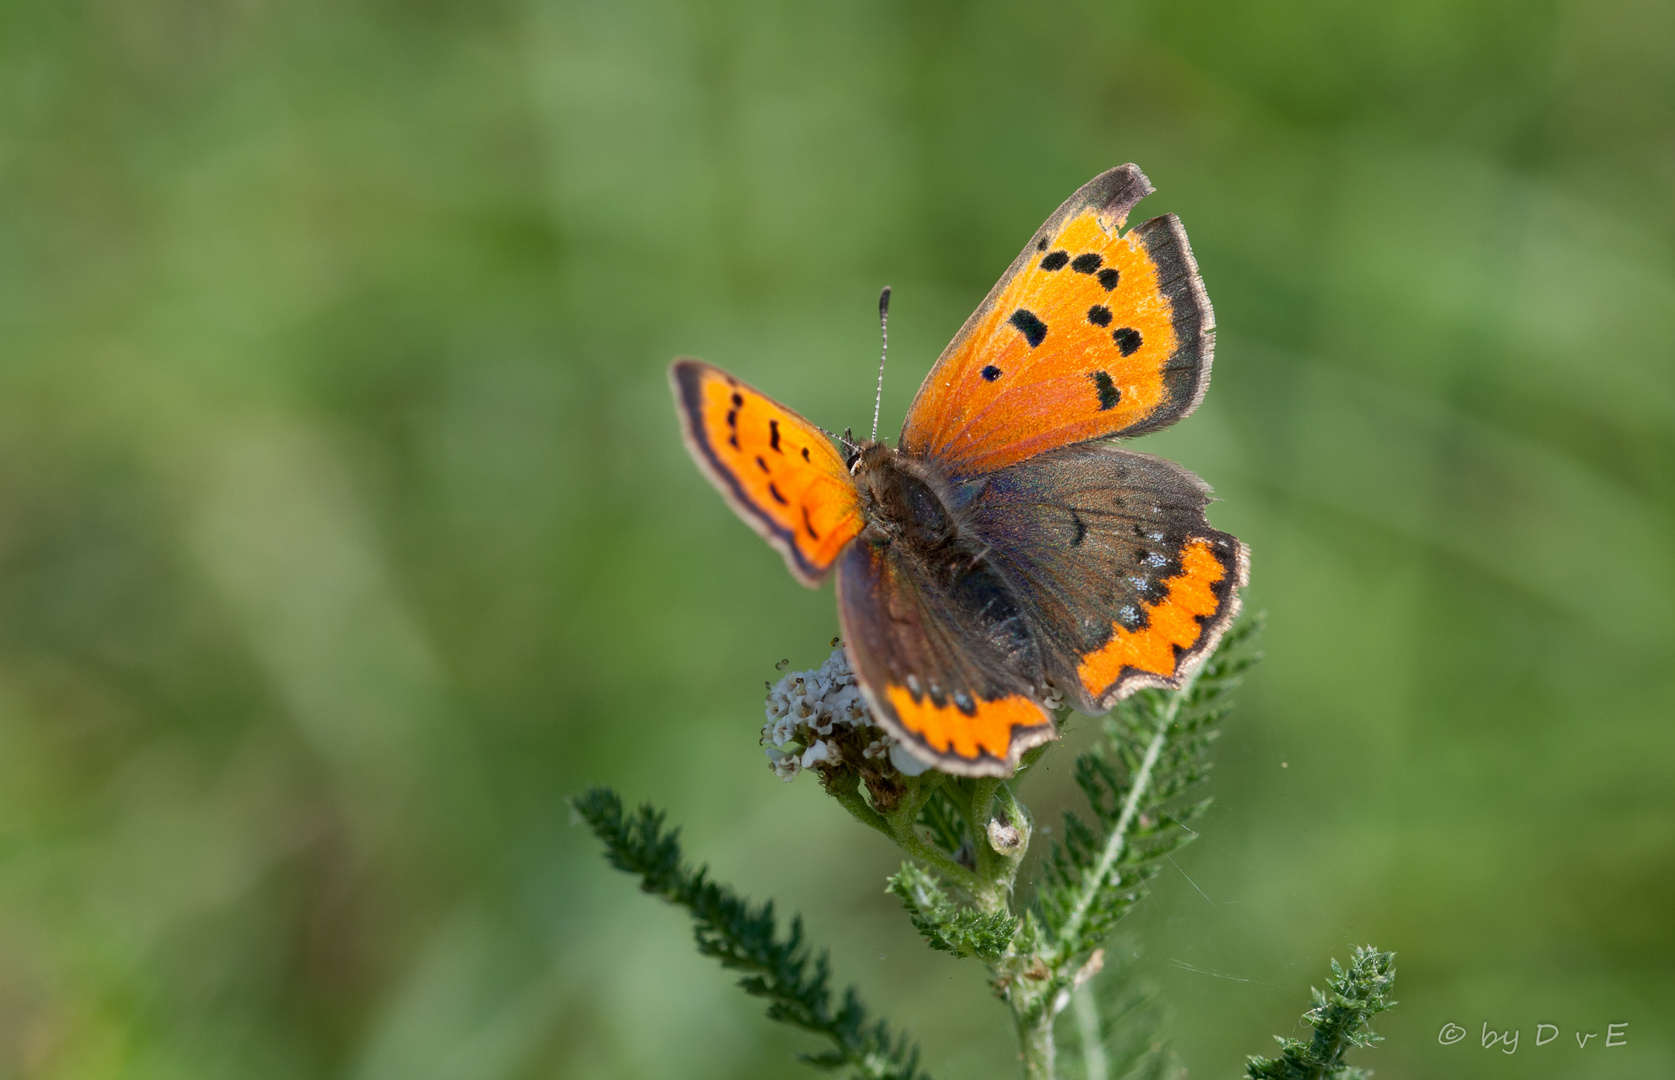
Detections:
672,165,1248,776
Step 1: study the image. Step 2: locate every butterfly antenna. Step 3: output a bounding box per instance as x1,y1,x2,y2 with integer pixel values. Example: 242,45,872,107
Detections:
871,286,891,442
816,423,858,456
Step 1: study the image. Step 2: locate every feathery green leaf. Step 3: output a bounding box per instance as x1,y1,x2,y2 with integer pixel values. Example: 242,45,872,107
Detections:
887,862,1018,961
573,786,929,1080
1037,616,1264,969
1245,946,1397,1080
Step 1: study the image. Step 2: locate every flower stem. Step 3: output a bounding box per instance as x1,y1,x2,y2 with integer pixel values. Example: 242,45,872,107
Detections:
1073,984,1109,1080
827,775,894,840
884,773,983,894
1018,1006,1057,1080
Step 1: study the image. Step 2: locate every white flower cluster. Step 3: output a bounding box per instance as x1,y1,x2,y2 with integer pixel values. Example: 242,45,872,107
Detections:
761,647,934,781
762,647,872,781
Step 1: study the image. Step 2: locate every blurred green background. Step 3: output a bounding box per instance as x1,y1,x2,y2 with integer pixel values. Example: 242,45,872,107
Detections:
1,1,1671,1077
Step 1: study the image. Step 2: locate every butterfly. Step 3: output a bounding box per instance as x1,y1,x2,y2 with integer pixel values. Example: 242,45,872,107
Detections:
671,165,1248,777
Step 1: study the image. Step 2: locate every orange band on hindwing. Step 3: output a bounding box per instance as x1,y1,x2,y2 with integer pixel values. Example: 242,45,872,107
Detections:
883,686,1048,763
1076,538,1241,701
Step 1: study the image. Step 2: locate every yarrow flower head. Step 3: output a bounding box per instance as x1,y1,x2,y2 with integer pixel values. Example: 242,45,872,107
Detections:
760,646,935,801
761,647,873,776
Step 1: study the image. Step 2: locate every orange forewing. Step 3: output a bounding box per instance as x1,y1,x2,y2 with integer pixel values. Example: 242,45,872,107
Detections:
671,360,863,585
901,165,1214,478
1075,537,1249,707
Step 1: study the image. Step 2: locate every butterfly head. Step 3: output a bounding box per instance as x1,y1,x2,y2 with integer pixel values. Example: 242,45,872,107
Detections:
847,440,892,475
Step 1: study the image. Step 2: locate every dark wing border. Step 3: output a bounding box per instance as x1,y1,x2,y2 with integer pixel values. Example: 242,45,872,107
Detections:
1117,214,1217,438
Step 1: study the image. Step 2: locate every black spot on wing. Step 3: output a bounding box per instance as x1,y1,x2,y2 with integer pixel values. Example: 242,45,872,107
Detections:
1040,250,1070,271
1071,253,1103,273
768,483,789,505
1087,305,1112,327
768,419,781,451
1113,327,1142,356
1069,509,1087,546
1009,308,1048,348
1089,371,1121,410
1097,268,1120,290
801,446,811,461
1036,237,1048,251
802,505,819,540
755,455,770,473
981,365,1002,381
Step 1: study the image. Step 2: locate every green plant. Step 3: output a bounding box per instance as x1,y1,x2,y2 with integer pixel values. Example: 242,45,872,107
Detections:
572,788,926,1078
574,617,1399,1078
1245,946,1397,1080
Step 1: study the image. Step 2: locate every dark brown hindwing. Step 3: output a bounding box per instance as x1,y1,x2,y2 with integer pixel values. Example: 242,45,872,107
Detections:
961,441,1246,713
